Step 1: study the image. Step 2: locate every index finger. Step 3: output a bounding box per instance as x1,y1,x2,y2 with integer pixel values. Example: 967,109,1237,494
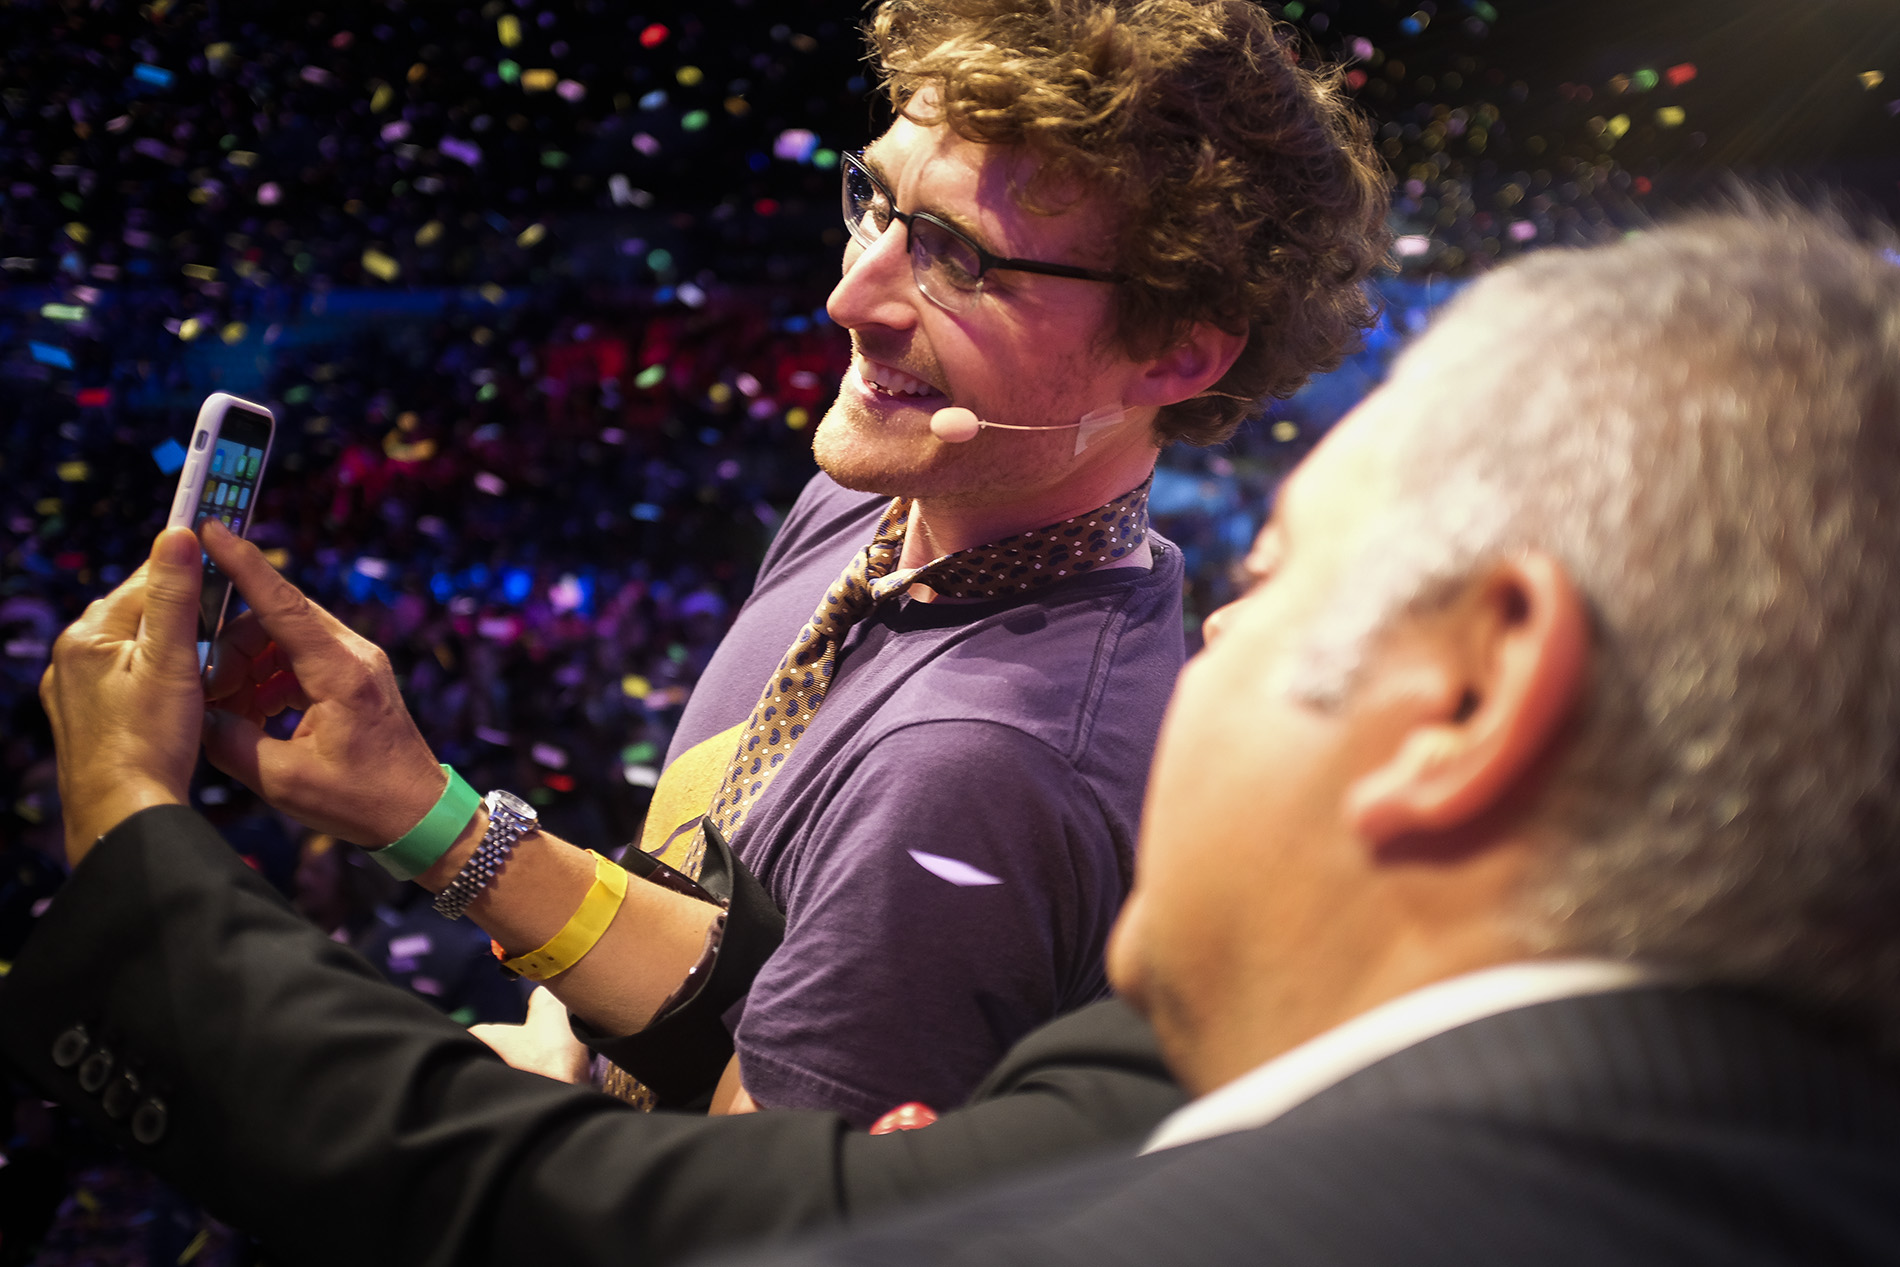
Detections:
199,519,352,664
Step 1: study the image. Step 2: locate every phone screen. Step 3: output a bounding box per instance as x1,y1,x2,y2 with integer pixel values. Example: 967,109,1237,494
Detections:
189,405,273,665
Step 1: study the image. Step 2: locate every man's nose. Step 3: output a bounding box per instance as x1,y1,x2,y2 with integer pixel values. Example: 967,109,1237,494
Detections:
827,227,920,331
1200,599,1239,646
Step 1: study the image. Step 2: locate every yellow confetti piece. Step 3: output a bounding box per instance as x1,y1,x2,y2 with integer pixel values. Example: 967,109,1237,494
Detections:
361,248,401,282
1860,70,1886,90
1271,420,1300,442
177,1226,211,1264
228,150,258,167
786,407,810,429
498,14,521,47
206,42,233,61
480,283,506,305
182,263,217,280
1606,113,1631,139
41,303,86,321
65,222,91,244
1656,106,1686,128
261,547,290,569
707,382,733,405
676,65,703,87
57,460,90,482
408,62,427,84
416,219,444,246
516,223,546,248
521,68,557,92
178,317,203,341
621,674,652,699
221,322,246,344
35,497,62,516
370,82,393,112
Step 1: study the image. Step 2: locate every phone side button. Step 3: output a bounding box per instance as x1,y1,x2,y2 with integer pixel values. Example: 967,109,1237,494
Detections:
192,430,210,450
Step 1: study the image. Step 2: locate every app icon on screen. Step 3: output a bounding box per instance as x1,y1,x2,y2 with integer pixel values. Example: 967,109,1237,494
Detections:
211,449,225,474
238,487,250,510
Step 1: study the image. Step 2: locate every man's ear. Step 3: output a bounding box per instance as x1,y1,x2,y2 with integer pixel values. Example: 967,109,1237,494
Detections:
1125,322,1249,409
1344,553,1589,849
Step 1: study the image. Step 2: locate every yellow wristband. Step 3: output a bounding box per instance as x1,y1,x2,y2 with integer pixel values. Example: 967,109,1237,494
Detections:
501,851,630,981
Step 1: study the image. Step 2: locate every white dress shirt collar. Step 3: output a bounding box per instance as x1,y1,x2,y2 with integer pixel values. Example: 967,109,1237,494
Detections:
1141,958,1660,1155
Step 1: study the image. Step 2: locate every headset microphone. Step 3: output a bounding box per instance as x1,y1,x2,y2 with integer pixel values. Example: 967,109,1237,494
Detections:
929,405,1129,456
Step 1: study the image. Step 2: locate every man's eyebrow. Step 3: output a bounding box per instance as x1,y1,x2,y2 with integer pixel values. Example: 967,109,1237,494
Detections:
860,147,1003,258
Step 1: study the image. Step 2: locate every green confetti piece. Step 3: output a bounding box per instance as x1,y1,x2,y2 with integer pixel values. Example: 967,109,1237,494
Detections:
634,363,666,389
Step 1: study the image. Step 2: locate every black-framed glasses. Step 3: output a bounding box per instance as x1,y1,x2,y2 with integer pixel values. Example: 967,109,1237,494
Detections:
841,150,1125,313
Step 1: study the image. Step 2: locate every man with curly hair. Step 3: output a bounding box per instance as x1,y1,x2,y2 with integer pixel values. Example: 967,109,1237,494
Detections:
181,0,1390,1127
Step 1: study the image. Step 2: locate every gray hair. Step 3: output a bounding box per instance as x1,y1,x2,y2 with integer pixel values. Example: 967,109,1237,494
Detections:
1292,202,1900,1039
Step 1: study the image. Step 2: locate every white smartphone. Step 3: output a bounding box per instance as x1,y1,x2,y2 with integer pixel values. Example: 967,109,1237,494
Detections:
164,392,276,669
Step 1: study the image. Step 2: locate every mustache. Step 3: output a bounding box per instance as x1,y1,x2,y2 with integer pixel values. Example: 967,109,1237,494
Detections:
850,334,945,391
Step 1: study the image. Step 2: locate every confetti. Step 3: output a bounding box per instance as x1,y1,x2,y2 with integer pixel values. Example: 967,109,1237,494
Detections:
774,129,820,162
440,137,482,167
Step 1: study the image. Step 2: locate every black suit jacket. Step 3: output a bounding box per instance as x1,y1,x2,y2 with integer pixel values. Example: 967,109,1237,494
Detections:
0,806,1183,1267
732,985,1900,1265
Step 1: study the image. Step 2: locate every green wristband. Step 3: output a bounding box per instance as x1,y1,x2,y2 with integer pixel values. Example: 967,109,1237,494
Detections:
368,765,481,881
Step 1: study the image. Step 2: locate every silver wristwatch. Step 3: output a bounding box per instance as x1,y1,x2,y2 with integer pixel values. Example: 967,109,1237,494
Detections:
432,790,538,921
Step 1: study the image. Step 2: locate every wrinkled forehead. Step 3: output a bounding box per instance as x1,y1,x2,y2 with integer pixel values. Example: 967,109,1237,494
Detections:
1277,390,1410,532
863,108,1114,260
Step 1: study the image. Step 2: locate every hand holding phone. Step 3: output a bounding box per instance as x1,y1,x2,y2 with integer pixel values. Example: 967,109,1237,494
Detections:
164,392,276,668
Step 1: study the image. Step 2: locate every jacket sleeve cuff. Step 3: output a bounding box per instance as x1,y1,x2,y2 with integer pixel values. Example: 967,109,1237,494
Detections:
572,821,785,1107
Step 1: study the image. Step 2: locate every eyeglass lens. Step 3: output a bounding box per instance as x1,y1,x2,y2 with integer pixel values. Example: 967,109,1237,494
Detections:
843,160,985,310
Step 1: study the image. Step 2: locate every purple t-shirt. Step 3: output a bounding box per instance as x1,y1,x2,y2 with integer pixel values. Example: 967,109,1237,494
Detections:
663,472,1184,1125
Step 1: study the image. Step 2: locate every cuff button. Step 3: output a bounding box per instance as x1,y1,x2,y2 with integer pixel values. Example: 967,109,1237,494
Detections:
51,1025,90,1069
132,1097,169,1146
104,1071,142,1120
78,1049,115,1094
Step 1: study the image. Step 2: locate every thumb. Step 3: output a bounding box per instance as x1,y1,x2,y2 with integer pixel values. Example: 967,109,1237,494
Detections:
201,705,271,793
142,527,205,668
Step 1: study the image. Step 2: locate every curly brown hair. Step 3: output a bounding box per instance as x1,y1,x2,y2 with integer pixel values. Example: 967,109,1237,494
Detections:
869,0,1391,446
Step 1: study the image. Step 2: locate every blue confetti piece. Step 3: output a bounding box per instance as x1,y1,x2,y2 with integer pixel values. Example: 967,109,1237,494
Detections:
151,437,188,474
631,502,664,522
29,342,74,369
132,64,173,88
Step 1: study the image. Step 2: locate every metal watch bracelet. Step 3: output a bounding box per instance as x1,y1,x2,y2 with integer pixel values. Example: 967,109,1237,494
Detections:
433,790,537,921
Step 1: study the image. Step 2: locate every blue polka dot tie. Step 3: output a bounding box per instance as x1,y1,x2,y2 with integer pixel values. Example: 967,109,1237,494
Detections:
682,477,1152,874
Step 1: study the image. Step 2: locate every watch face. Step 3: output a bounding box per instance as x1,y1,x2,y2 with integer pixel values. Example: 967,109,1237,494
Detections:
485,789,538,826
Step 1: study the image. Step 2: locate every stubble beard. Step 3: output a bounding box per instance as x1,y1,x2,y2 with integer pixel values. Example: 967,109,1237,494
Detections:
812,387,1079,509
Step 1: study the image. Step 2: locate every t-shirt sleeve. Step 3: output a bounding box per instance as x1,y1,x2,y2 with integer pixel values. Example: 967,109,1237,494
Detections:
733,720,1130,1127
